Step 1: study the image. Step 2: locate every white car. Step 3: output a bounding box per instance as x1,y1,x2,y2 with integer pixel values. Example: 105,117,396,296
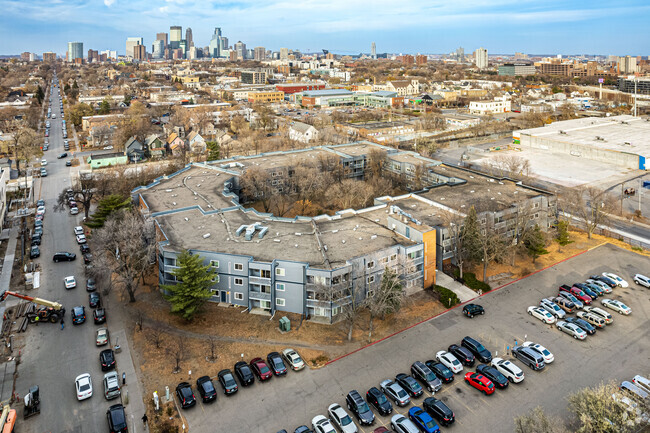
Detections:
74,226,84,236
556,321,587,340
632,273,650,288
491,358,524,383
70,207,79,215
601,299,631,315
391,414,420,433
312,415,336,433
96,328,109,346
522,342,554,363
583,306,613,324
36,206,46,216
41,159,47,166
64,276,76,289
435,350,463,374
602,272,628,288
281,348,305,370
527,306,556,324
76,234,87,244
75,373,93,400
103,145,114,150
539,298,566,319
586,279,612,294
327,403,357,433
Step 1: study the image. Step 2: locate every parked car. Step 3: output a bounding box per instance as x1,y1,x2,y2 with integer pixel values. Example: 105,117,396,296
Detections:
539,298,566,319
447,344,475,367
589,275,617,288
30,245,40,259
70,207,79,215
476,364,509,389
293,426,312,433
435,351,463,374
462,303,484,318
282,348,306,371
576,311,606,329
58,152,68,159
75,373,93,400
461,336,492,363
586,279,612,293
632,273,650,288
76,234,87,244
583,306,613,324
234,361,254,386
395,374,423,398
390,414,419,433
103,371,121,400
491,358,525,383
106,404,128,433
601,299,631,315
425,361,454,384
527,306,556,324
327,403,358,433
464,372,495,395
574,283,598,300
512,346,545,371
96,328,109,346
556,321,587,340
217,369,238,395
380,379,411,407
559,284,592,305
100,349,116,371
71,306,85,324
196,376,217,403
565,317,597,335
80,243,91,254
250,357,273,381
552,296,575,313
312,415,336,433
407,407,440,433
602,272,628,287
86,278,96,292
93,308,106,324
410,361,442,393
620,381,649,400
558,291,583,309
422,397,455,426
582,281,605,297
175,382,196,409
346,390,375,426
366,386,392,416
89,292,101,308
267,352,288,376
53,252,76,262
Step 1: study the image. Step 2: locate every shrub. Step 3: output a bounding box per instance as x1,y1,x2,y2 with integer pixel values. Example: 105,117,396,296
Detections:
463,272,491,293
432,285,459,308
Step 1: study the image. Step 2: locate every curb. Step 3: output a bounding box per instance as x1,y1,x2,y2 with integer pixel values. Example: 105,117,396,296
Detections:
325,247,592,367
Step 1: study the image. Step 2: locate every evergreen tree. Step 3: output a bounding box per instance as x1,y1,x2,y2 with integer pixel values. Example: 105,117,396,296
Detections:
206,141,220,160
555,220,573,252
35,85,44,105
72,79,78,89
98,98,111,115
86,194,132,228
162,250,215,321
524,224,549,263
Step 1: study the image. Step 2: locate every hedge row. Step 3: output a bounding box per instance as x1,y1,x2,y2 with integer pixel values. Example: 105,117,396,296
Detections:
432,285,459,308
463,272,492,293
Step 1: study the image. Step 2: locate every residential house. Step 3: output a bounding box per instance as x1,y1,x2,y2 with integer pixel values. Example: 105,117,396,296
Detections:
187,131,207,153
167,132,185,155
289,122,319,143
87,152,128,169
145,135,166,158
124,136,145,162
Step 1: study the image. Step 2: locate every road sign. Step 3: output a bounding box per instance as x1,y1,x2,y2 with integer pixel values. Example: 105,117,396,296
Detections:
599,78,604,84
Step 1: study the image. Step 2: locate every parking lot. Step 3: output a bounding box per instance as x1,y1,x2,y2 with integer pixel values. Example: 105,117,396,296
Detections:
181,243,650,432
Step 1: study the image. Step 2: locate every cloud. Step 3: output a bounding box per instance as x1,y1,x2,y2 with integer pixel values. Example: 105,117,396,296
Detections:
159,5,169,12
104,0,116,6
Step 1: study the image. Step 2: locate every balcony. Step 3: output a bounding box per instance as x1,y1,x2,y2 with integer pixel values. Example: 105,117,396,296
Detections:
248,275,271,286
306,299,331,308
249,291,272,302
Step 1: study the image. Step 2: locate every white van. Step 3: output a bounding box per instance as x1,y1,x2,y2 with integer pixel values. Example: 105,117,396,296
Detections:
633,375,650,395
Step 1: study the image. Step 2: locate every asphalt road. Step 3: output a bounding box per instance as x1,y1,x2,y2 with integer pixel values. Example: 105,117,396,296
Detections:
15,83,114,433
179,243,649,432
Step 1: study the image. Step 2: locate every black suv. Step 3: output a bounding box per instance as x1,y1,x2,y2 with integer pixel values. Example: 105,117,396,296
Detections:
425,360,454,384
53,252,76,262
462,303,485,318
448,344,475,367
346,390,375,425
234,361,254,386
365,386,392,416
100,349,116,371
512,346,545,371
395,373,423,398
89,292,101,308
106,404,128,433
217,369,238,395
476,364,509,389
196,376,217,403
176,382,196,408
411,361,442,392
461,336,492,363
71,306,85,325
423,397,455,426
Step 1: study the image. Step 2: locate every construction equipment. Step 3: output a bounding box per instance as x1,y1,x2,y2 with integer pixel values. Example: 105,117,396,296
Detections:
23,386,40,419
0,291,65,324
1,404,17,432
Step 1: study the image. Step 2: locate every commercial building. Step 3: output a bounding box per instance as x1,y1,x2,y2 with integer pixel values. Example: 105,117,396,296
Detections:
475,48,488,69
156,33,168,49
468,96,511,115
618,77,650,95
133,44,147,61
538,61,573,76
254,46,265,61
248,91,284,103
209,28,222,58
185,27,193,48
126,37,143,58
618,56,638,74
280,47,289,60
371,42,376,59
241,71,267,85
275,83,325,94
514,115,650,170
43,52,57,62
235,41,246,60
169,26,182,50
67,42,83,62
498,63,536,76
152,39,165,59
87,49,99,63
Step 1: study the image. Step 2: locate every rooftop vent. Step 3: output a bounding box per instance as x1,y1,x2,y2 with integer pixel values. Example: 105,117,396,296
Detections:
165,189,173,192
203,233,210,239
559,130,567,135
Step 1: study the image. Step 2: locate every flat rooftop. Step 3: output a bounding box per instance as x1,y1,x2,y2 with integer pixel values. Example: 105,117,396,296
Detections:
519,115,650,155
140,165,237,213
345,121,411,130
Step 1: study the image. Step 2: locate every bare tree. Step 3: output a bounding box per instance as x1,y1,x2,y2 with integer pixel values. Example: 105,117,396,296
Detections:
239,166,273,212
364,267,404,342
148,327,163,349
7,125,40,174
514,406,567,433
169,336,185,373
564,187,615,239
92,209,156,302
439,206,468,279
206,336,218,362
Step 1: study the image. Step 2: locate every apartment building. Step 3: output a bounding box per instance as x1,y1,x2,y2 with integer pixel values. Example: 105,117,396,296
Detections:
468,96,512,115
248,91,284,103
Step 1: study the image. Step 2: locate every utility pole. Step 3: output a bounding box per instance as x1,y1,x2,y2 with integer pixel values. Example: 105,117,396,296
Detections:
634,77,637,117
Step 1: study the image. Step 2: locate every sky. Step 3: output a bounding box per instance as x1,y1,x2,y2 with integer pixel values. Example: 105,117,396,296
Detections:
0,0,649,56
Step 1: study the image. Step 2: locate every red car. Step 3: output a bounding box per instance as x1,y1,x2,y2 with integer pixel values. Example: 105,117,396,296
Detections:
250,358,273,381
558,284,592,305
464,372,495,395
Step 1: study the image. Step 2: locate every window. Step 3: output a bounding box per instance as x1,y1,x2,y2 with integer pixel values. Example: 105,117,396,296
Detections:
210,260,219,269
276,283,285,291
234,278,243,286
211,275,220,283
234,263,243,271
306,275,314,284
276,298,285,307
332,306,341,316
381,257,388,265
261,270,271,278
234,292,243,300
367,261,375,269
533,202,540,209
367,275,375,284
390,254,397,261
275,268,285,277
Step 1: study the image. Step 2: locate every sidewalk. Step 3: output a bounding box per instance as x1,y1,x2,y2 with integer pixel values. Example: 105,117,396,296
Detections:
0,226,20,324
112,328,148,433
436,270,478,303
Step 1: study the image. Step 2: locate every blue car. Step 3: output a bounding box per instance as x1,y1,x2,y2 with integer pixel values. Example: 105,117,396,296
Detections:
408,407,440,433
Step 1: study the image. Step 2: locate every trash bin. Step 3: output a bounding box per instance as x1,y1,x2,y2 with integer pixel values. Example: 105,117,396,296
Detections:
280,316,290,332
278,317,286,332
114,344,122,353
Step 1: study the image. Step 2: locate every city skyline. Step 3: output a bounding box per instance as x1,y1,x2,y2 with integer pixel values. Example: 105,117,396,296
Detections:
1,0,650,55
